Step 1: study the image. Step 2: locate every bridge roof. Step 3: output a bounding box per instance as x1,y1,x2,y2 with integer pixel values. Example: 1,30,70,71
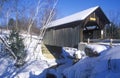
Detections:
47,6,109,28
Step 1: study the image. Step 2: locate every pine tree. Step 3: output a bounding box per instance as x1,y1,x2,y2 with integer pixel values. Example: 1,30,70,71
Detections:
8,28,27,67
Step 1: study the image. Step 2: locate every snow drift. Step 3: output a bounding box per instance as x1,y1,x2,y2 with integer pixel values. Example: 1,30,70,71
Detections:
63,45,120,78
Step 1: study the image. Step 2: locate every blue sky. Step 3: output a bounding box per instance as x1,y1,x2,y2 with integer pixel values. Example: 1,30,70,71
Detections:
56,0,120,20
1,0,120,25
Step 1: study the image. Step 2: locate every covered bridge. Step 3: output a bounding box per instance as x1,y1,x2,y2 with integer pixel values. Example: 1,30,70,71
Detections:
43,6,110,48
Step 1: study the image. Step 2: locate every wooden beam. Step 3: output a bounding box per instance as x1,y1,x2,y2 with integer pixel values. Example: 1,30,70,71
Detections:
96,15,105,29
80,27,83,42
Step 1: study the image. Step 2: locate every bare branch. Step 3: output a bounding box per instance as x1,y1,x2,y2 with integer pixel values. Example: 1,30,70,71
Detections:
0,35,17,60
27,0,42,35
32,0,59,54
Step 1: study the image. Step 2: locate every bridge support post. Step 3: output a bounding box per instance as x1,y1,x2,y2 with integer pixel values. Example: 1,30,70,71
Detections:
101,29,104,39
80,28,83,42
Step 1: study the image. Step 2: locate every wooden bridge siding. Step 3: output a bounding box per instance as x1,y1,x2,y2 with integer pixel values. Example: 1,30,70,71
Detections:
43,25,80,47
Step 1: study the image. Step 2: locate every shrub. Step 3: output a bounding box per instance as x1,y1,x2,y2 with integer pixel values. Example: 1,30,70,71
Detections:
84,47,100,57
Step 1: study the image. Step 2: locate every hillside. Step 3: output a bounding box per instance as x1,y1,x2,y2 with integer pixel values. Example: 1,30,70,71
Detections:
0,32,120,78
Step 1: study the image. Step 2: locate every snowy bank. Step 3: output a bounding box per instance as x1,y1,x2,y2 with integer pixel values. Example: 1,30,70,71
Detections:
63,45,120,78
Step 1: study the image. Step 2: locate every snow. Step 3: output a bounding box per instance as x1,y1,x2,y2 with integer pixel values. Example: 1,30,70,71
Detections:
86,44,108,53
63,47,85,59
1,31,120,78
63,45,120,78
62,47,77,58
0,32,51,78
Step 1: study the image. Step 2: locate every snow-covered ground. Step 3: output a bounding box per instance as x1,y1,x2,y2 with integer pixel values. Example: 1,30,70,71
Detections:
0,32,73,78
1,31,120,78
63,44,120,78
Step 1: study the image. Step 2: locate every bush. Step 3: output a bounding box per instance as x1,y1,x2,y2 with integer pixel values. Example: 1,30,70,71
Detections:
84,47,100,57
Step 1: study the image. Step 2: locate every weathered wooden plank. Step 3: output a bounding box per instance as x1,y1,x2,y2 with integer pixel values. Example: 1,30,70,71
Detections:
43,9,109,48
43,25,80,47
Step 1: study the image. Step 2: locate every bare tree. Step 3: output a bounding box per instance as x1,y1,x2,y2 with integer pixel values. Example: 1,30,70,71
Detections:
24,0,59,59
105,11,120,39
25,0,58,47
0,0,59,60
0,0,8,12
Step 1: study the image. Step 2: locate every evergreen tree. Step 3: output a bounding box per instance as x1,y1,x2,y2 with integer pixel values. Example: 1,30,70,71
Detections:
8,28,27,67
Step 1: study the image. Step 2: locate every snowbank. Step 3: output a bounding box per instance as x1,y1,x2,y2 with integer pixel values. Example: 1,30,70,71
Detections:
86,44,108,53
63,45,120,78
0,33,55,78
1,31,120,78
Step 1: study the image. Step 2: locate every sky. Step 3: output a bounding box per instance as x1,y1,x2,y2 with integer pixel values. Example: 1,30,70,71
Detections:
0,0,120,25
56,0,120,21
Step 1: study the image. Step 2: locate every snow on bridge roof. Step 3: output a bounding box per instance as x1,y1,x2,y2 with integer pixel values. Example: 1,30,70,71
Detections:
47,6,99,28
